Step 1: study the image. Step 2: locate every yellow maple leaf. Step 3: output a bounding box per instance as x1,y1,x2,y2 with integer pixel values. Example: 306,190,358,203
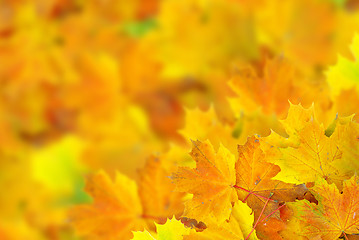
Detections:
180,106,283,155
327,34,359,122
132,217,190,240
271,118,351,185
278,208,307,240
145,0,258,78
265,104,358,185
289,176,359,240
265,103,315,148
255,0,359,72
185,201,258,240
179,107,237,152
132,202,258,240
81,104,165,177
173,140,237,223
330,118,359,176
327,33,359,96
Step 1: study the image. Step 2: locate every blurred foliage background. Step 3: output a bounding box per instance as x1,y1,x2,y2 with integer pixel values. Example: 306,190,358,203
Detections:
1,0,359,239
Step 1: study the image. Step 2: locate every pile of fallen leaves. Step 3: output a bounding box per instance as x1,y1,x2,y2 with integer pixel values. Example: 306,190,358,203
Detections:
71,103,359,240
70,37,359,240
1,0,359,240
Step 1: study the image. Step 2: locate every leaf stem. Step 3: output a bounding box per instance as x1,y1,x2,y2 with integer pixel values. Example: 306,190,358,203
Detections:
233,185,275,202
245,196,271,240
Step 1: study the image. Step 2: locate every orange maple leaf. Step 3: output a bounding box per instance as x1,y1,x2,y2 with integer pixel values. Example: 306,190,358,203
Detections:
70,156,185,239
138,156,185,222
229,57,301,117
173,140,238,223
234,136,307,219
69,171,146,240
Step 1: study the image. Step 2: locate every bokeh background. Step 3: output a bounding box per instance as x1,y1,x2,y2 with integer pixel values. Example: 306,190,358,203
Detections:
1,0,359,239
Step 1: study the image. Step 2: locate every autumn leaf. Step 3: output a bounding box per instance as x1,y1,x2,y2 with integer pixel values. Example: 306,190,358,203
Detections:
5,1,359,240
231,201,258,240
289,176,359,240
70,155,186,239
133,201,258,240
81,104,165,178
254,0,359,71
235,136,307,219
180,106,282,154
229,57,300,117
326,33,359,122
69,171,146,240
265,103,315,148
138,155,186,222
173,140,237,223
185,201,258,240
332,88,359,123
132,217,190,240
272,114,355,184
179,107,238,152
145,0,258,78
255,217,287,240
324,114,353,138
327,33,359,97
330,117,359,176
278,204,308,240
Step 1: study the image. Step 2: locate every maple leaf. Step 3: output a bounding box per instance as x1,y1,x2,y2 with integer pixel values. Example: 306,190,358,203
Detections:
69,171,146,240
81,104,165,178
254,0,359,71
326,34,359,123
265,102,358,186
330,120,359,177
265,103,315,148
132,217,190,240
266,104,353,185
278,204,308,240
185,201,258,240
289,176,359,240
138,155,186,222
235,136,307,219
327,33,359,97
180,106,282,153
333,88,359,123
179,107,238,152
173,140,237,223
229,57,300,117
145,0,258,78
70,156,185,239
255,217,287,240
